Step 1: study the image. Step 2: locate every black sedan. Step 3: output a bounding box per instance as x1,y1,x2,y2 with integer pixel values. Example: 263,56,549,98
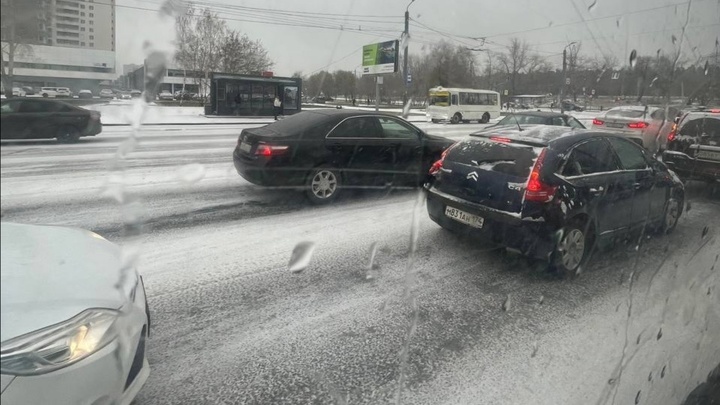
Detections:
1,99,102,143
491,111,586,129
425,125,684,275
662,109,720,183
233,110,454,203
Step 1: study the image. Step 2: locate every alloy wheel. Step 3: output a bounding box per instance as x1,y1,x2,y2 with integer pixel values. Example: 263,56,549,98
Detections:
311,170,338,199
557,228,585,271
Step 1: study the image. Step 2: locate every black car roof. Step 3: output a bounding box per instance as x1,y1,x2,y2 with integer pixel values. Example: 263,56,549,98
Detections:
308,109,401,118
1,98,84,111
503,111,568,117
470,125,629,148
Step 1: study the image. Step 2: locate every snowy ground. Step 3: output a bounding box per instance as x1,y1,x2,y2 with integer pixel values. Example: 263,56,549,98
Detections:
1,118,718,404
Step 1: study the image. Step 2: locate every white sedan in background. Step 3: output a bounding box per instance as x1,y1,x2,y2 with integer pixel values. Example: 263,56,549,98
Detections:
591,105,680,153
0,223,150,405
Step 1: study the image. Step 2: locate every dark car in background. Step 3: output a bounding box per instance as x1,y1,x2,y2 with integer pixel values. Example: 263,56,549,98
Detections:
99,89,115,99
233,110,454,203
491,111,586,129
1,99,102,143
662,108,720,183
425,125,684,275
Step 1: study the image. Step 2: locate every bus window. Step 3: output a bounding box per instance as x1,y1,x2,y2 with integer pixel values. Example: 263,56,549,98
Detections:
429,94,449,106
451,94,458,105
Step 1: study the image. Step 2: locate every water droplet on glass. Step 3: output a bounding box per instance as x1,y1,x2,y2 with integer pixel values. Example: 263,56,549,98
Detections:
671,35,677,45
616,18,621,28
703,60,710,76
635,390,641,404
502,295,511,311
648,371,653,381
159,0,187,18
402,98,413,118
636,332,642,344
629,50,638,68
176,163,206,184
608,378,616,385
530,341,539,357
366,242,379,279
686,200,692,212
702,226,710,238
661,365,667,378
587,0,597,12
288,241,316,273
657,327,663,340
538,295,544,305
649,76,659,87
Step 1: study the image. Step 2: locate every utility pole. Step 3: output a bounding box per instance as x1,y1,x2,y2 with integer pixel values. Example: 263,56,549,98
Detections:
559,42,576,114
402,0,414,107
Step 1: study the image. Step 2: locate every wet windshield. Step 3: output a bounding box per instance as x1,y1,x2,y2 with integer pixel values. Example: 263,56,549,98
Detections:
1,0,719,404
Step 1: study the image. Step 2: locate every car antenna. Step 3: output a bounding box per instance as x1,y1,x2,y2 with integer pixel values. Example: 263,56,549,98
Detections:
509,108,523,132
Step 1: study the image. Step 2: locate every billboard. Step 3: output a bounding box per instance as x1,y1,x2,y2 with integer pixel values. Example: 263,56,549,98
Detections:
362,40,399,75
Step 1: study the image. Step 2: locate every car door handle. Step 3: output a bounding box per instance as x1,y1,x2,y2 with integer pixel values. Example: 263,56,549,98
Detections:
633,182,642,190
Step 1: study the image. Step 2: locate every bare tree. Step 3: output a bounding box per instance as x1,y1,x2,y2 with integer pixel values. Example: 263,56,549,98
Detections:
219,31,273,75
0,0,47,97
497,38,533,96
174,6,226,97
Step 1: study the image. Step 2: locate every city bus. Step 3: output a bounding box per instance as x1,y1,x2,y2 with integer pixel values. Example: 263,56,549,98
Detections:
426,87,501,124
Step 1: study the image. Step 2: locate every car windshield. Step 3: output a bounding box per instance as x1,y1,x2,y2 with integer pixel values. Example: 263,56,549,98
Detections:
1,1,718,405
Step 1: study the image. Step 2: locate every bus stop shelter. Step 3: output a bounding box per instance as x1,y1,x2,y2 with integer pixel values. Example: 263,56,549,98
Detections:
208,73,302,117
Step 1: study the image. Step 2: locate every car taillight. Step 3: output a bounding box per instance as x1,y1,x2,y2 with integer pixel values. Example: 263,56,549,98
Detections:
667,123,677,142
592,118,604,126
255,143,289,157
524,148,557,203
429,143,457,175
627,121,649,129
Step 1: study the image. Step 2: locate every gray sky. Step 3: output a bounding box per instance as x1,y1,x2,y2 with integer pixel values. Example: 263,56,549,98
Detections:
117,0,720,76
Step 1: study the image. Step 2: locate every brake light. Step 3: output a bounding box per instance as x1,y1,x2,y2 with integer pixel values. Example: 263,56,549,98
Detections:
667,123,677,142
709,109,720,113
429,143,456,175
627,121,649,129
524,148,557,203
592,118,604,126
255,144,289,156
489,136,512,143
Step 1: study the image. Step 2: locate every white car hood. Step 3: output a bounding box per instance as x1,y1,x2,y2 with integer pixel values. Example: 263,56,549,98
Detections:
1,223,127,342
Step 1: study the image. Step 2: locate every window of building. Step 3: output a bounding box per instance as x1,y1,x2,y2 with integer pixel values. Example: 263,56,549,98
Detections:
89,13,94,17
81,42,85,46
80,12,85,16
89,5,93,9
80,4,85,8
90,21,93,25
89,35,94,39
89,28,93,32
81,27,85,31
89,42,94,47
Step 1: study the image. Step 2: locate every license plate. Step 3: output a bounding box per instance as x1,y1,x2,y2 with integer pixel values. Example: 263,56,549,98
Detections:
240,141,252,153
606,123,624,128
696,150,720,162
445,206,484,228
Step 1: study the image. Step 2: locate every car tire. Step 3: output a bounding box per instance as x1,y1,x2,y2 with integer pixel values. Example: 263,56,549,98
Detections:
431,119,440,123
56,126,80,143
480,112,490,123
450,113,462,124
552,220,593,278
42,93,49,98
306,166,342,204
658,195,682,234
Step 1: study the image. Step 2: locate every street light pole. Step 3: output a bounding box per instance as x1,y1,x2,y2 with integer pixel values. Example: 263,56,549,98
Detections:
559,42,576,114
402,0,414,107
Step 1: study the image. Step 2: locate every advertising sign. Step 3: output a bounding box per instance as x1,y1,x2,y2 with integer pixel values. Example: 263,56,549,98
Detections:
362,40,399,75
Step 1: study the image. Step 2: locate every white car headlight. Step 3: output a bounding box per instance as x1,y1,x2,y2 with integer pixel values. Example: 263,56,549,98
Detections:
1,309,119,376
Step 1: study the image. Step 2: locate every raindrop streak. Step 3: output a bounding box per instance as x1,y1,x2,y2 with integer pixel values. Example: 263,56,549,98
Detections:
703,60,710,76
649,77,658,87
661,365,667,378
629,50,638,68
366,242,379,279
657,328,663,340
402,98,413,119
176,163,206,184
636,332,642,344
587,0,597,11
671,34,678,45
702,226,709,238
635,390,641,404
502,295,511,312
538,295,545,305
530,341,539,358
288,241,316,273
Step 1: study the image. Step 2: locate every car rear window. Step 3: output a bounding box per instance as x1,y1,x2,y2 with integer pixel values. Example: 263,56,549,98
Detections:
447,139,541,177
679,117,720,144
606,109,647,118
498,115,548,126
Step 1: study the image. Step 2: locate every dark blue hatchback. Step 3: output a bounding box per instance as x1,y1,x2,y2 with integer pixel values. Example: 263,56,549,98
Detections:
426,125,685,275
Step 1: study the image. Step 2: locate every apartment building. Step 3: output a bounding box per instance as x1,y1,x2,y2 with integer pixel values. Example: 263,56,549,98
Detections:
2,0,117,93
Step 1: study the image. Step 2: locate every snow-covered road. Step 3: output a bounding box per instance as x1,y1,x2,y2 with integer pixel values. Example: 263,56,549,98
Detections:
1,122,718,404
